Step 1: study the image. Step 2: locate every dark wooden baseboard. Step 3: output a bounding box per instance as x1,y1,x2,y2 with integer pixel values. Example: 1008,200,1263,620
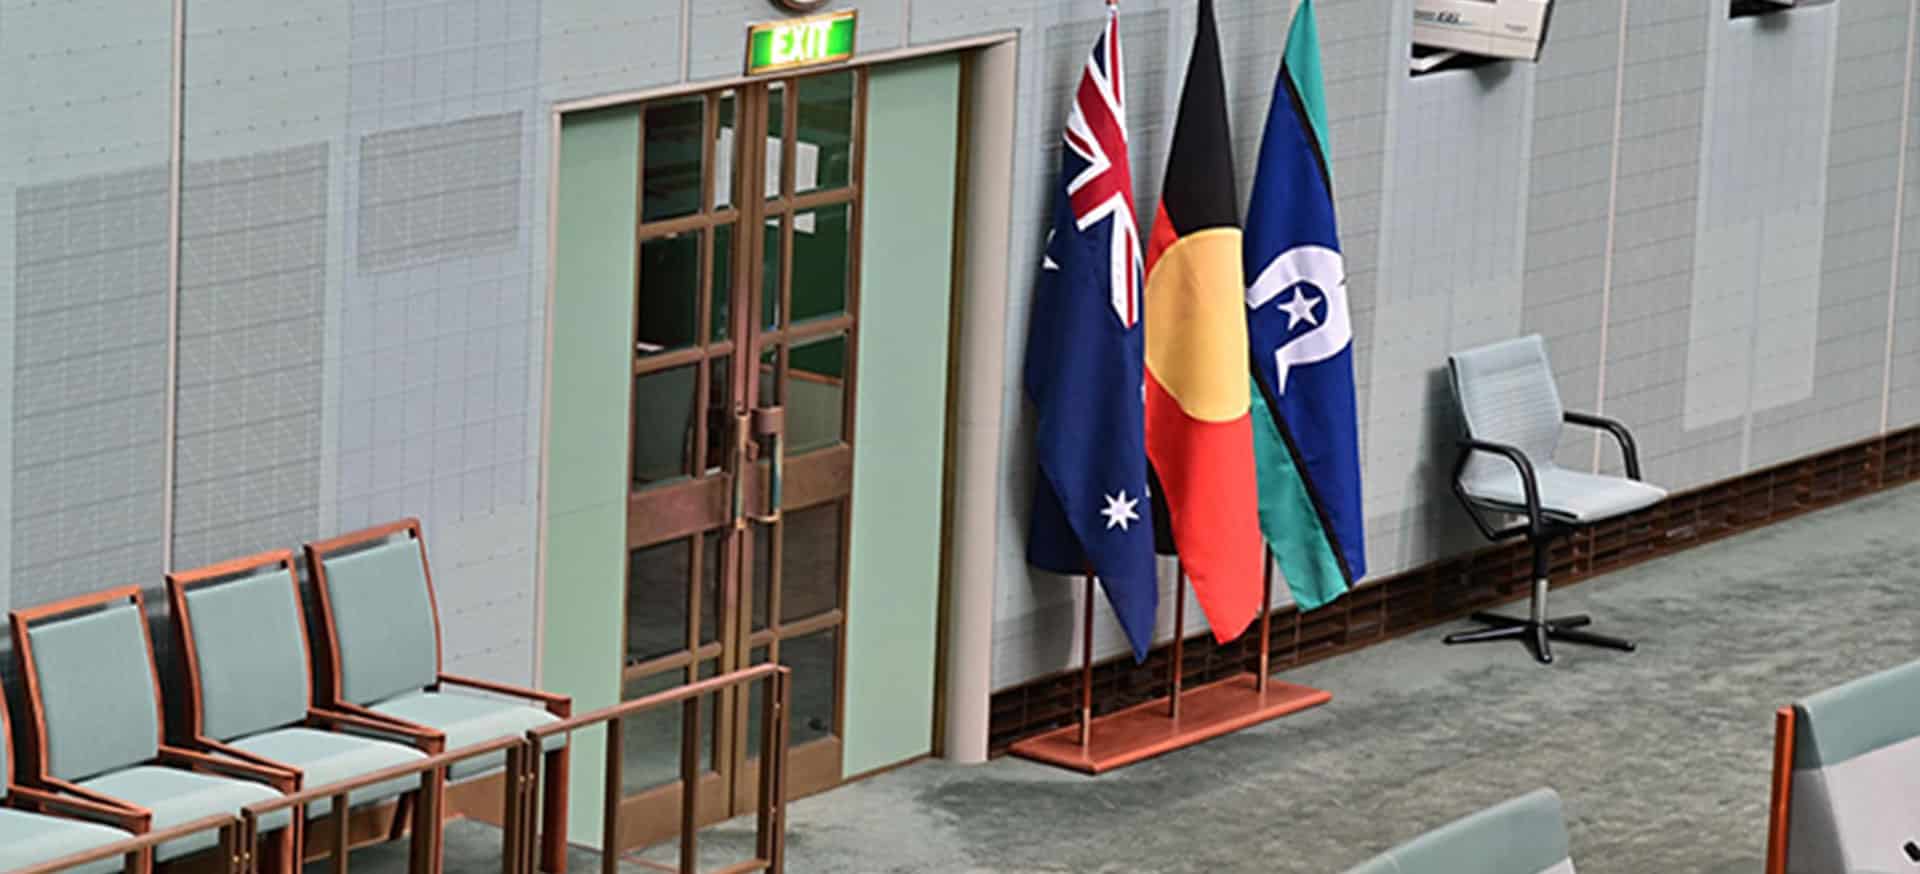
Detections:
988,427,1920,755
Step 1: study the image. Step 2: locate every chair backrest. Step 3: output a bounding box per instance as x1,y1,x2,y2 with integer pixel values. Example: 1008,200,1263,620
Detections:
1345,789,1575,874
169,552,313,742
1449,335,1566,485
12,590,164,782
307,521,442,706
1781,659,1920,874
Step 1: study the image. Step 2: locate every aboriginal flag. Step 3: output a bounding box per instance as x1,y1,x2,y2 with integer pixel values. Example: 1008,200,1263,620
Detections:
1143,0,1264,644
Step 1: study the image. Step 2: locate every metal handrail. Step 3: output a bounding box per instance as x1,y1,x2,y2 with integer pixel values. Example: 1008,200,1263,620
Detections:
18,813,241,874
527,663,793,874
237,734,534,874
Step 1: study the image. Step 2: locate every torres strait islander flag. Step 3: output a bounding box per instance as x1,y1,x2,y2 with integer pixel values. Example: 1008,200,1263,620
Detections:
1244,0,1366,611
1025,3,1159,662
1144,0,1264,644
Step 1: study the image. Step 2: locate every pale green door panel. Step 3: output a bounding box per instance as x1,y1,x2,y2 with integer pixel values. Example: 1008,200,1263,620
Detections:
543,105,639,846
842,54,963,779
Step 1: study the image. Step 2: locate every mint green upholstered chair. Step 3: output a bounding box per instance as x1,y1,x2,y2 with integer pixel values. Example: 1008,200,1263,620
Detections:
167,549,439,859
10,586,297,871
307,518,571,873
1446,335,1663,663
1769,659,1920,874
0,682,141,874
1343,789,1577,874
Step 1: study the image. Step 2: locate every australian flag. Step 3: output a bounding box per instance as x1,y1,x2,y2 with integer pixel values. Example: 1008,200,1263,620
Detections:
1024,5,1159,662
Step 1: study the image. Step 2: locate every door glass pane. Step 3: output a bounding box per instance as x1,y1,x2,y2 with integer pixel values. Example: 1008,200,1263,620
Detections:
699,532,722,646
751,523,772,633
632,365,698,488
620,667,716,795
779,502,841,623
713,91,738,211
796,71,855,193
785,333,846,454
642,96,704,223
626,540,692,665
701,356,730,477
790,202,850,324
710,223,734,342
745,646,771,759
783,629,838,746
757,344,779,408
765,83,787,200
761,217,783,330
636,233,701,356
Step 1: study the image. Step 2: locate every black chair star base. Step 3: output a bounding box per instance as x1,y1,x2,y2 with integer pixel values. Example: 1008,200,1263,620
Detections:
1442,539,1636,665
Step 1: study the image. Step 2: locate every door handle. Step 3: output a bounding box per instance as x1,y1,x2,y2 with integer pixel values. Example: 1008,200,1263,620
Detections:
748,406,786,524
730,410,751,530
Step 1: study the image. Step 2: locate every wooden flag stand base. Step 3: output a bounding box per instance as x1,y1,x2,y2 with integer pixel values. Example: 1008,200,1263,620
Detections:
1010,564,1332,775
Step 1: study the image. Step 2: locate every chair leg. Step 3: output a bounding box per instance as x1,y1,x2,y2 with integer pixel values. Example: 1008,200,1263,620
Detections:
1466,611,1527,628
540,746,570,874
267,827,297,874
1444,624,1528,645
1549,626,1636,652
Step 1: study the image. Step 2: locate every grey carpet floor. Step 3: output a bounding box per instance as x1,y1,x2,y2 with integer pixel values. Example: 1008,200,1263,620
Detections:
370,481,1920,874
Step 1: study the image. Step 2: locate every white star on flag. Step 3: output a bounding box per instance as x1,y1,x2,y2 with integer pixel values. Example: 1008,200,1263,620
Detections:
1277,285,1323,330
1100,490,1140,531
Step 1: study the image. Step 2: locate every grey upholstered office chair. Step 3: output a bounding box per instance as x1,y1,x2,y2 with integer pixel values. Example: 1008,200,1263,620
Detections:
1770,659,1920,874
1446,335,1665,664
1342,788,1578,874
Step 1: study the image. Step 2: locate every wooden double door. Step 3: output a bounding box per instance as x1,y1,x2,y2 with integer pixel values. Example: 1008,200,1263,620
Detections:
619,69,864,848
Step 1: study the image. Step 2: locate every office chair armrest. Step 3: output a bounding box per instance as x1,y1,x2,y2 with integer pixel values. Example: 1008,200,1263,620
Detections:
1454,437,1544,536
1563,411,1642,480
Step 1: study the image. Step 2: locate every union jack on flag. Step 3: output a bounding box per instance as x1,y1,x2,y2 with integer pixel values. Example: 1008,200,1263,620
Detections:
1060,4,1141,328
1023,2,1159,662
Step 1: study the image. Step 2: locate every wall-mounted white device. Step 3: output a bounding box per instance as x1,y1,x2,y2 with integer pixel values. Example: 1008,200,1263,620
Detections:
1412,0,1553,63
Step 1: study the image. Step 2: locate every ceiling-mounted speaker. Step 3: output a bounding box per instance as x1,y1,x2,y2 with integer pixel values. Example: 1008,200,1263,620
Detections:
1413,0,1554,63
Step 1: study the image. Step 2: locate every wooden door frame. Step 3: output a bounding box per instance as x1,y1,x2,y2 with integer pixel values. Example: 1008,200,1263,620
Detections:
604,67,868,849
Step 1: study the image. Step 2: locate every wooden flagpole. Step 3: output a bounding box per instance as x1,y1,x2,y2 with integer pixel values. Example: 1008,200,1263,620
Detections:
1258,559,1274,694
1079,572,1096,749
1168,564,1185,720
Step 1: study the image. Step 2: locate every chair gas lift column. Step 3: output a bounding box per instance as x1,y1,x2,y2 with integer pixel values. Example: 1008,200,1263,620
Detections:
1444,335,1668,664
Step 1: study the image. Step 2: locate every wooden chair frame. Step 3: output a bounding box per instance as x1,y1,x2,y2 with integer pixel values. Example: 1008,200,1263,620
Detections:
305,518,572,874
10,586,298,873
1765,706,1795,874
167,548,450,865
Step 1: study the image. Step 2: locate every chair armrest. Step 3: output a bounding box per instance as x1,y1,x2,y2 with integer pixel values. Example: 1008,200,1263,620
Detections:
157,745,297,793
440,672,573,717
6,785,151,832
187,737,296,775
308,707,445,753
1564,411,1643,480
323,701,449,752
1453,437,1544,535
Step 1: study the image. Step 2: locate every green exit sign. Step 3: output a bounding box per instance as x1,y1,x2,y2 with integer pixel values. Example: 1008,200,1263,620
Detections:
747,10,857,75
